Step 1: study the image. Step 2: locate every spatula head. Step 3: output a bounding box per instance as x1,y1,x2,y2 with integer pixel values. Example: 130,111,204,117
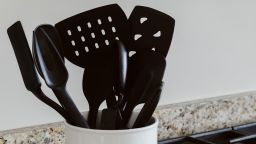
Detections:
55,4,130,68
122,51,166,127
33,24,68,88
7,21,41,93
137,51,166,102
82,56,114,107
125,51,166,104
128,6,175,57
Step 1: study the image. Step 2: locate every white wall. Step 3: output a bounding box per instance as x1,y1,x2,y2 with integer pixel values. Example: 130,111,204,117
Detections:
1,0,256,130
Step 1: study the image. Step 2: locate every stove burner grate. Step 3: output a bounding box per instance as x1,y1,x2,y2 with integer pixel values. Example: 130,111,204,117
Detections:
159,122,256,144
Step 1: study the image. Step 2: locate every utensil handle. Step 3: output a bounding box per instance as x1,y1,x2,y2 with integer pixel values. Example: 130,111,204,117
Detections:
88,107,99,129
53,87,89,128
121,104,135,128
33,88,69,120
106,91,117,109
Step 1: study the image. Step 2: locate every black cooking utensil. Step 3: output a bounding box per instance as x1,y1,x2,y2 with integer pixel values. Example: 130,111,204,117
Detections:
55,4,130,128
120,6,174,128
98,40,128,130
125,6,174,101
107,40,128,129
128,6,175,57
122,70,153,129
122,51,166,128
7,21,68,120
32,24,89,128
7,21,41,94
82,59,114,128
113,40,128,98
133,82,163,128
55,4,130,67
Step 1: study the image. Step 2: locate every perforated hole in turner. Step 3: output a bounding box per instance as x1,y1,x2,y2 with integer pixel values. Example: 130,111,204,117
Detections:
105,39,110,45
67,30,72,36
87,22,92,28
153,31,161,37
128,6,175,57
140,17,148,24
84,46,89,52
77,26,82,32
55,4,130,68
81,36,85,42
97,19,102,25
108,16,112,22
101,29,106,35
134,34,142,41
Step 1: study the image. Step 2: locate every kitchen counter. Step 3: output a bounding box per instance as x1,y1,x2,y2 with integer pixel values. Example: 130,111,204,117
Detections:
1,91,256,144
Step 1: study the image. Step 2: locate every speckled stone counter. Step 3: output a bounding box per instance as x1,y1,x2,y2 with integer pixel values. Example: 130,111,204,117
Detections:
1,91,256,144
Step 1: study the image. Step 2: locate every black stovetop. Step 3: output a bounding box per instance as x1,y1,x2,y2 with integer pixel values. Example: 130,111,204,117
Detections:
159,122,256,144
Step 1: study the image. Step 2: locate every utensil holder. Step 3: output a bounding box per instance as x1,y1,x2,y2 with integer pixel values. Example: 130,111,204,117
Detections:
65,112,158,144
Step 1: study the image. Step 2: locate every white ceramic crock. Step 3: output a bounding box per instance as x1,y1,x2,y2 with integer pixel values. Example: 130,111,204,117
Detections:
65,112,158,144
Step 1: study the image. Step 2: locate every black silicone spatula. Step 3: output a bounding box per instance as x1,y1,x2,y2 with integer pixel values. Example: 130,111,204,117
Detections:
133,82,163,128
121,69,153,128
82,57,114,128
7,21,68,120
128,6,175,57
8,22,41,94
32,24,89,128
122,51,166,128
55,4,130,128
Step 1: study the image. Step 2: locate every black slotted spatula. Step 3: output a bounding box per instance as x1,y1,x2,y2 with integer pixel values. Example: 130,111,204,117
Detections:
124,6,175,107
122,51,166,128
55,4,130,128
133,82,163,128
128,6,175,57
121,6,175,127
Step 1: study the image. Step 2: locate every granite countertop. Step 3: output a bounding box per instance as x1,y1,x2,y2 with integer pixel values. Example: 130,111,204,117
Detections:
1,91,256,144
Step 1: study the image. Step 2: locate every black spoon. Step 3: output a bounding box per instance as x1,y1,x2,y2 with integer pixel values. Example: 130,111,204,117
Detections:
33,24,89,128
7,21,68,120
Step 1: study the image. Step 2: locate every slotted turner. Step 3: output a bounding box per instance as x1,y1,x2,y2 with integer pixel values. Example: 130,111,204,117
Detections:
55,4,130,67
124,6,175,104
126,6,175,102
128,6,175,57
55,4,130,128
121,6,175,127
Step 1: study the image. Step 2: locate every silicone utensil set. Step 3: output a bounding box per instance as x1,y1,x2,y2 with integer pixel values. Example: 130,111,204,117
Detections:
7,4,175,129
